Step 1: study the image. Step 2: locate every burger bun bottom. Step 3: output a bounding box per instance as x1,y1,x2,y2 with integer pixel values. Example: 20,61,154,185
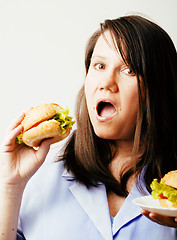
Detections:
159,199,177,208
22,119,70,148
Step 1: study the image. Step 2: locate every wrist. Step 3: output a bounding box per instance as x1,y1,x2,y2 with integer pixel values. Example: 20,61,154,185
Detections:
0,183,24,239
0,182,25,200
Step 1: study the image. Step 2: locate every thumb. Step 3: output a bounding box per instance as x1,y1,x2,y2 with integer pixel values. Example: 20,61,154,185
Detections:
35,139,53,164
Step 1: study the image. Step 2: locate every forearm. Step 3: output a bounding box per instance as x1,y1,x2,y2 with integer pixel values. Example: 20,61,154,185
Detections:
0,184,24,240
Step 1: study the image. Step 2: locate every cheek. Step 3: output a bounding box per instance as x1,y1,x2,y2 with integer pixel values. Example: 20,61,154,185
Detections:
84,75,97,125
84,81,90,106
84,78,89,96
84,81,92,116
131,87,139,103
123,84,139,118
84,74,96,103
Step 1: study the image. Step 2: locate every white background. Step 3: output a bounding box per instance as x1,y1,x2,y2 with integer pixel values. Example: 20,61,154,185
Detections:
0,0,177,143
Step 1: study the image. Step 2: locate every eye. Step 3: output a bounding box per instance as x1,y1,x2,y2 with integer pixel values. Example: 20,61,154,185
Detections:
94,63,105,70
121,67,135,76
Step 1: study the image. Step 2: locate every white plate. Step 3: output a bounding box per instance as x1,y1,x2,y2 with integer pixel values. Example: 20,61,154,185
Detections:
133,196,177,217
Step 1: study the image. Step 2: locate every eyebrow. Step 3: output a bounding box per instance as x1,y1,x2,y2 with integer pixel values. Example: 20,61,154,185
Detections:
91,55,107,60
91,55,125,66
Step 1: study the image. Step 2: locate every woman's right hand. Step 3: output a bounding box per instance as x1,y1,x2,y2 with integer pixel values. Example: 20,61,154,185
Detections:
0,111,52,190
0,111,53,239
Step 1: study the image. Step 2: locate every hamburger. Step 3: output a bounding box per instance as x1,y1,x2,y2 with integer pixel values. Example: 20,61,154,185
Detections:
16,103,75,148
150,170,177,208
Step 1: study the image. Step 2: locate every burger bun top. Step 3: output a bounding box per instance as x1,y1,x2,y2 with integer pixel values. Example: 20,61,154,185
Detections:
161,170,177,189
22,103,62,132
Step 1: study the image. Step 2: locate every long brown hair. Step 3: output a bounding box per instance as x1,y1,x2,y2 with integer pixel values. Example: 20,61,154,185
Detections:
61,15,177,196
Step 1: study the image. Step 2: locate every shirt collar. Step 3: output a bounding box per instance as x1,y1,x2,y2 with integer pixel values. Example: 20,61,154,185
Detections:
62,167,112,240
62,168,75,179
111,178,150,235
62,165,150,238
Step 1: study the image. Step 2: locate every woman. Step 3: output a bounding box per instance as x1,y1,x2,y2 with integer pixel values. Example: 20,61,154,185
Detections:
0,15,177,239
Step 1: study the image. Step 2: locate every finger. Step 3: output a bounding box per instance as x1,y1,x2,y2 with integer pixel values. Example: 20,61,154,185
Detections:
141,209,152,221
141,210,177,228
2,124,23,150
34,138,53,165
149,212,177,228
141,209,168,225
6,106,33,133
141,209,150,216
7,112,25,133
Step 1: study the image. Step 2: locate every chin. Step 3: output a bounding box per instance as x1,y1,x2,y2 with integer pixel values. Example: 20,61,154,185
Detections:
93,127,119,140
93,125,135,142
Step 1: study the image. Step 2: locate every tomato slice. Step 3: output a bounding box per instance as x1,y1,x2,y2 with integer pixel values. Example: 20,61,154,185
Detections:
159,193,168,199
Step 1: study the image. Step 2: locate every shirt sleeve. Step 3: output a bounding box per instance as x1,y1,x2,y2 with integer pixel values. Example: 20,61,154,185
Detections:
17,229,26,240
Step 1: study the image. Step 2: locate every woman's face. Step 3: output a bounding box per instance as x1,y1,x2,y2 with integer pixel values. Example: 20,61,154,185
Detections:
85,31,140,141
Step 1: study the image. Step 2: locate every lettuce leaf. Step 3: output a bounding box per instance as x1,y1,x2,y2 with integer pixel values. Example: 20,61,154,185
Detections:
52,106,75,134
150,179,177,205
15,134,23,145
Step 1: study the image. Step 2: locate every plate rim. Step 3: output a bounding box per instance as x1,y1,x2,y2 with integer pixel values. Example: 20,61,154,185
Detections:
133,196,177,217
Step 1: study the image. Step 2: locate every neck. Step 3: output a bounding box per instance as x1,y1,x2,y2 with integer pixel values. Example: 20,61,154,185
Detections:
115,139,135,157
109,139,142,188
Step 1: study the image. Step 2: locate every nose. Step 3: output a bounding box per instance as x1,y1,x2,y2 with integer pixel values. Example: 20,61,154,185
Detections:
98,70,118,93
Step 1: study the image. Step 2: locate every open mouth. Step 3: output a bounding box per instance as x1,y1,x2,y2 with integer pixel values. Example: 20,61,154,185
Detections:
96,100,117,119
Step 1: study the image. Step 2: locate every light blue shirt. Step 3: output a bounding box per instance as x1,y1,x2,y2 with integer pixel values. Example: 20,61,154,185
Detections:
17,145,176,240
